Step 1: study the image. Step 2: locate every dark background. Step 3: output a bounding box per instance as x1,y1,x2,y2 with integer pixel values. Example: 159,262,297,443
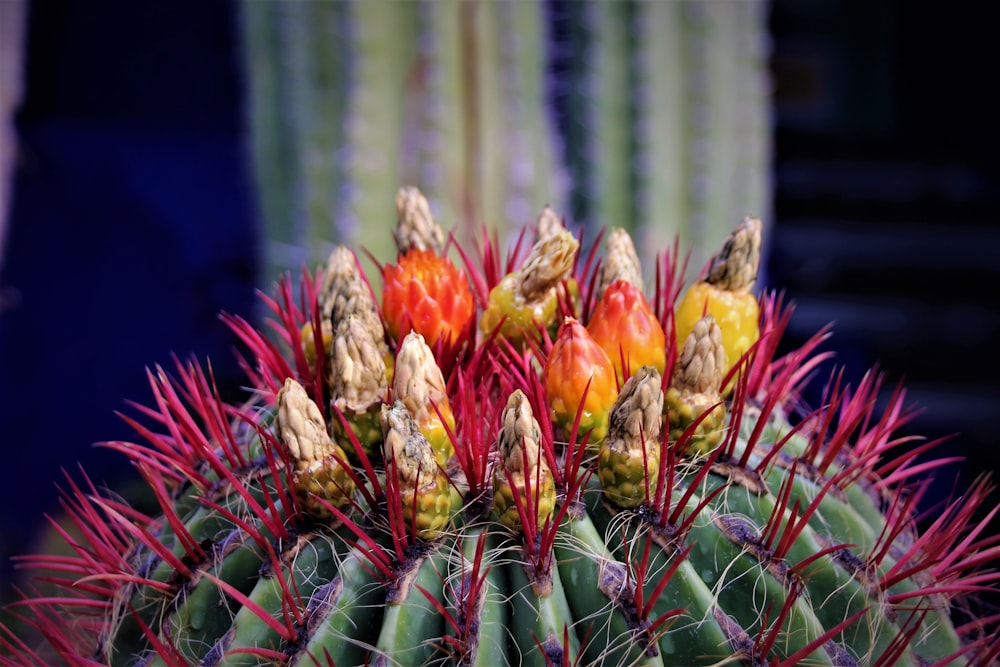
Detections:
1,0,998,614
0,1,257,594
770,0,1000,519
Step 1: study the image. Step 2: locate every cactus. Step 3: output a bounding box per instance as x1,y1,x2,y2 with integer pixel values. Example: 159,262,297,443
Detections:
240,1,770,283
2,186,999,666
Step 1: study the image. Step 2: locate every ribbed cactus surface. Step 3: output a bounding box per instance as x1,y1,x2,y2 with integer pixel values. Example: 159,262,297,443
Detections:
241,1,770,282
2,188,999,666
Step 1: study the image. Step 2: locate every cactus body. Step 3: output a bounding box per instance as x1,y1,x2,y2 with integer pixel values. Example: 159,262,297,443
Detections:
2,193,999,667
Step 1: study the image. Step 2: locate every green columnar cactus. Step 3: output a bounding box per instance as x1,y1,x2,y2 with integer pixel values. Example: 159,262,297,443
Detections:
241,1,769,282
2,188,998,666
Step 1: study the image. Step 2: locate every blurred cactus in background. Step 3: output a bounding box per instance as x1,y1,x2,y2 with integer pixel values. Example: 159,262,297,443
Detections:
241,0,771,280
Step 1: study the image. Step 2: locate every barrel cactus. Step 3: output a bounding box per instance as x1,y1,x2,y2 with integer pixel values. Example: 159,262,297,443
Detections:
2,187,999,666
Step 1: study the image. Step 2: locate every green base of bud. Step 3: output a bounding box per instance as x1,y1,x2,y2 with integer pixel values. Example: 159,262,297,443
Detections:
665,387,726,456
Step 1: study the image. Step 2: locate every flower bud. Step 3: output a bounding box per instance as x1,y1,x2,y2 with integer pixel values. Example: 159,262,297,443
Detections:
545,318,618,444
588,280,666,385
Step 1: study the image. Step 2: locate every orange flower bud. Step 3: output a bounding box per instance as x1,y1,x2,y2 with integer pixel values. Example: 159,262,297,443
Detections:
382,249,475,351
588,280,666,385
544,317,618,443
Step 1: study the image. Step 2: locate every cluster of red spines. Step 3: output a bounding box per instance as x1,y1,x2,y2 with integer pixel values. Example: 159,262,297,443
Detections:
2,223,1000,667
